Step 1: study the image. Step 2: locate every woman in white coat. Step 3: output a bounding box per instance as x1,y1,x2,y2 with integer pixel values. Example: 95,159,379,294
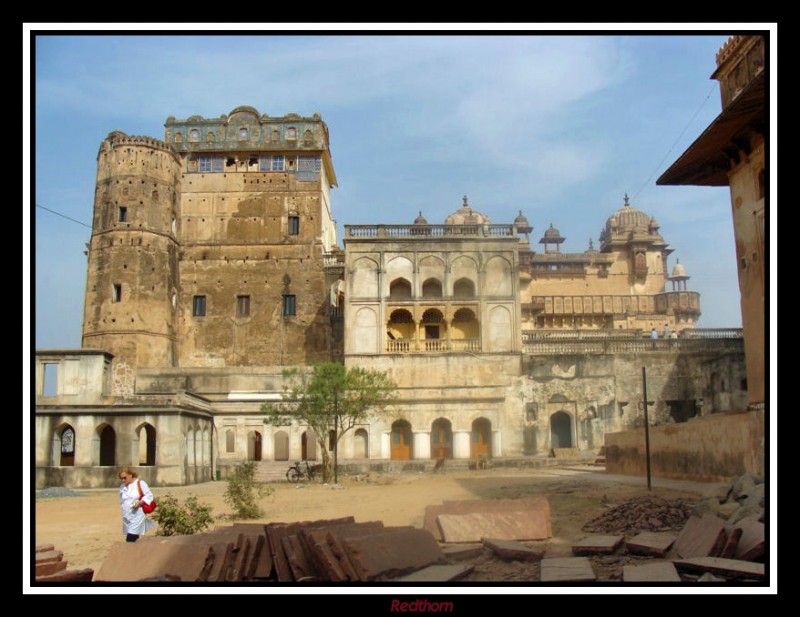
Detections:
118,467,156,542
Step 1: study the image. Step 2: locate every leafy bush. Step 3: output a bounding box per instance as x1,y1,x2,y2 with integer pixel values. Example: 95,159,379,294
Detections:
224,461,272,519
154,494,214,536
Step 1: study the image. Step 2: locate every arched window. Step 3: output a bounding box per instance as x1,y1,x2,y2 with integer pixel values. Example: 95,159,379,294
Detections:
189,129,199,142
453,278,476,298
57,425,75,466
247,431,262,461
226,429,235,453
422,278,443,298
207,131,215,143
136,423,156,466
422,309,445,344
97,424,116,466
304,129,313,141
174,132,183,143
452,307,479,340
390,420,412,461
389,278,412,300
354,429,369,459
470,418,492,459
431,418,453,460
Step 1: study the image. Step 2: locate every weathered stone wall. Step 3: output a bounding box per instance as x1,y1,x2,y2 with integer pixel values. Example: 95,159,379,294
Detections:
604,407,765,481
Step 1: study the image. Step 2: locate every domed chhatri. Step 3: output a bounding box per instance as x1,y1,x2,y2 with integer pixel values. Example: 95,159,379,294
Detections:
445,196,492,225
606,193,654,233
669,259,691,291
539,223,566,253
413,211,429,226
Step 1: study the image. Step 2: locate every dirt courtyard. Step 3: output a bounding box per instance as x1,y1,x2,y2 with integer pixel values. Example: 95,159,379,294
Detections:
32,465,721,583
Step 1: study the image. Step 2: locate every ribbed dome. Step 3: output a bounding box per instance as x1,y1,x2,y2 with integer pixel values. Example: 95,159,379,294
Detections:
445,196,491,225
514,211,530,226
413,211,429,225
605,194,654,234
544,223,562,239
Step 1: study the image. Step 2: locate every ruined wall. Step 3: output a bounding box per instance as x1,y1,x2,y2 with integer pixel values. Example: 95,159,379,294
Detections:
604,407,765,481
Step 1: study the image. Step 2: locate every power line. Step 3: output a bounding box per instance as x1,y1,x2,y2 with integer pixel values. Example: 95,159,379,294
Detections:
35,204,92,229
632,84,717,204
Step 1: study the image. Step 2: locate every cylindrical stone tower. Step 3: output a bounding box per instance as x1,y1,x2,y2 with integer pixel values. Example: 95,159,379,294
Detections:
82,131,182,382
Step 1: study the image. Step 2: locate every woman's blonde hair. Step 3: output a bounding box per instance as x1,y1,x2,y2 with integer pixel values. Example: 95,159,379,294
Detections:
118,467,138,480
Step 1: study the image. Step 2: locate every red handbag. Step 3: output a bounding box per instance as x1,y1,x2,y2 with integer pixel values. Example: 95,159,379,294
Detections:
137,480,157,514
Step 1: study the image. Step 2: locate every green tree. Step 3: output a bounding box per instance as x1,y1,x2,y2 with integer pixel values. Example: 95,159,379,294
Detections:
263,362,398,483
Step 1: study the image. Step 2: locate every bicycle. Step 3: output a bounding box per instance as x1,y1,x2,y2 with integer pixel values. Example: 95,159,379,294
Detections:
286,460,316,483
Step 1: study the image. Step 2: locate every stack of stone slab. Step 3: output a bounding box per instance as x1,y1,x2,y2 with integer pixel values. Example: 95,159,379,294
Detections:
35,544,94,582
94,517,450,582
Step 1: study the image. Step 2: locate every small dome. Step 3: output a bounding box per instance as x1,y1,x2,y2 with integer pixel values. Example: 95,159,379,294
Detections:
445,196,491,225
671,259,689,279
413,211,429,225
514,210,530,226
544,223,561,239
229,105,260,117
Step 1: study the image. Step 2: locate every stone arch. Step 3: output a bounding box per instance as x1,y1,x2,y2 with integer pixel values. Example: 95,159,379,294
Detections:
452,307,479,340
353,307,378,354
431,418,453,460
247,431,263,461
451,256,478,295
484,256,512,296
135,422,157,466
53,423,75,467
419,255,445,292
550,411,573,449
388,308,415,341
94,423,116,467
421,308,446,345
354,428,369,459
488,305,512,351
302,430,317,461
421,278,443,298
390,420,412,461
389,277,412,300
274,430,289,461
470,417,492,459
351,257,379,298
385,256,414,295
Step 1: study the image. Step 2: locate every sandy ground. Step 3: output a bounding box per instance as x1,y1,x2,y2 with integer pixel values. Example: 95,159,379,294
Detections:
32,465,720,583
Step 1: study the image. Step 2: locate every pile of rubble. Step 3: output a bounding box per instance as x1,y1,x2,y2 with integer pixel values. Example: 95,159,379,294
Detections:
691,473,765,525
582,495,694,535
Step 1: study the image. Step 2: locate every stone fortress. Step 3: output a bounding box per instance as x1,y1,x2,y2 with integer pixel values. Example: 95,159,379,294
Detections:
35,95,749,488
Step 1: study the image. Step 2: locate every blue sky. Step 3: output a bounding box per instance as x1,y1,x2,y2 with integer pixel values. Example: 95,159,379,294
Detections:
28,27,772,349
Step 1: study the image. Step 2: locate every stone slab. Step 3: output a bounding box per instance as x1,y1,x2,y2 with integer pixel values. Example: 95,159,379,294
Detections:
734,518,765,561
437,510,551,543
282,533,320,581
482,538,544,561
424,497,551,541
673,557,765,580
626,532,677,557
266,517,356,582
571,535,624,555
35,544,55,554
137,534,237,582
673,513,727,559
95,542,213,582
227,537,252,582
36,568,95,583
719,526,742,558
393,564,474,582
441,544,485,561
35,549,65,564
540,557,596,583
35,560,68,577
341,527,445,581
622,561,682,582
300,522,386,582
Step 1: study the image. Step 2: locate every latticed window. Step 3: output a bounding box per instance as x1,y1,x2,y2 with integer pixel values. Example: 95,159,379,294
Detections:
298,156,321,172
198,156,224,172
